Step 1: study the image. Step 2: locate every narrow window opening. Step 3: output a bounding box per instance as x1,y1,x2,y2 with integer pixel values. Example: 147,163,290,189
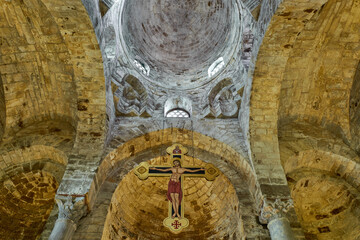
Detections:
166,109,190,118
133,59,150,76
208,57,225,77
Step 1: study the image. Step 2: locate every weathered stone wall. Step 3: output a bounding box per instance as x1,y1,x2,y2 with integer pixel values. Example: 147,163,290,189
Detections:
88,129,266,238
245,1,360,238
246,0,360,238
39,0,107,196
96,0,252,129
92,129,257,204
279,0,360,141
250,0,328,193
0,145,67,239
1,0,359,238
0,76,5,141
0,0,78,138
0,0,106,238
107,118,249,160
0,169,59,239
350,61,360,153
73,181,114,240
101,156,243,240
285,150,360,239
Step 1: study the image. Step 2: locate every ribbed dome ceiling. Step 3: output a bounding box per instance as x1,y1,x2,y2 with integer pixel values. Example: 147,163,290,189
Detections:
121,0,242,89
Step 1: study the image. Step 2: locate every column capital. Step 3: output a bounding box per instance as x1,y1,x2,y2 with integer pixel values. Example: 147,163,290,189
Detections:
55,195,88,224
259,197,294,224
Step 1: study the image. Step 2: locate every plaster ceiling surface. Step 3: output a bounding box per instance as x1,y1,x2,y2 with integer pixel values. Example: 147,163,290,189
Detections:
120,0,242,90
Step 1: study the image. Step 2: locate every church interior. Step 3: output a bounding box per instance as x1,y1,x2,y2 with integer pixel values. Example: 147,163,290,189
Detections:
0,0,360,239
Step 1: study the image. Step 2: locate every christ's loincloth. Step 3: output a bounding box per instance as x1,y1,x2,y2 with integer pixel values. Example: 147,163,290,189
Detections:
167,180,182,203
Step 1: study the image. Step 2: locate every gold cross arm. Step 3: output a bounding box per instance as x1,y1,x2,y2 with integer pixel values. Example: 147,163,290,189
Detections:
134,162,220,181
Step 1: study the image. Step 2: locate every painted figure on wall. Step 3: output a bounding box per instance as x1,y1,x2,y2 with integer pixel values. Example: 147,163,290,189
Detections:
150,159,204,218
134,143,220,233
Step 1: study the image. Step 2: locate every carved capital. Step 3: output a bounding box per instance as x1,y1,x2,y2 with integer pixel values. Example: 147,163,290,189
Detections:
55,195,87,224
207,78,242,118
111,73,150,117
259,198,294,224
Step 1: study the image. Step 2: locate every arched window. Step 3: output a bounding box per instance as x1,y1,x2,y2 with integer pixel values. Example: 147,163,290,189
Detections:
166,108,190,118
164,97,192,118
208,57,225,77
133,57,150,76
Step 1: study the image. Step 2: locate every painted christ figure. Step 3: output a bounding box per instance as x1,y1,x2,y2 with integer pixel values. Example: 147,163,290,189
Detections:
150,159,205,218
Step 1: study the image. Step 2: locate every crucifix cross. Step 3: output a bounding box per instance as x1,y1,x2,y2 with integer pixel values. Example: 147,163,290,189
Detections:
134,144,220,234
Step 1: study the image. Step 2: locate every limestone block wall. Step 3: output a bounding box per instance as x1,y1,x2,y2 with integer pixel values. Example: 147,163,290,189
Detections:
246,0,360,238
350,61,360,153
0,169,59,239
285,150,360,239
101,156,243,240
0,0,78,138
39,0,107,196
278,0,360,141
108,118,249,161
87,129,266,238
0,145,67,239
250,0,328,191
0,0,106,238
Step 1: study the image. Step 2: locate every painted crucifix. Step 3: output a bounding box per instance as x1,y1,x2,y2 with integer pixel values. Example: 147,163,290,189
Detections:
134,144,220,234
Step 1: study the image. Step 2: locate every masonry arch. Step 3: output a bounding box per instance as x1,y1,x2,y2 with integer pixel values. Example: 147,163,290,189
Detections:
0,145,67,239
249,0,330,191
278,121,360,239
350,61,360,153
0,75,5,142
102,155,244,239
284,149,360,239
249,1,360,238
277,0,360,142
91,129,257,203
75,129,260,239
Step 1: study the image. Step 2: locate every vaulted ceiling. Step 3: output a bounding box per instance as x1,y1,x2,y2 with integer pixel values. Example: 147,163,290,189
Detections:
0,0,359,239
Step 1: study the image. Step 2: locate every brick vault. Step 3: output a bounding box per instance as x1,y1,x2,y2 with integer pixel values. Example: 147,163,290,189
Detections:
0,0,360,239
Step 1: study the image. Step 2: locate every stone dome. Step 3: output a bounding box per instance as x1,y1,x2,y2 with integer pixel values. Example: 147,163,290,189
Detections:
120,0,242,90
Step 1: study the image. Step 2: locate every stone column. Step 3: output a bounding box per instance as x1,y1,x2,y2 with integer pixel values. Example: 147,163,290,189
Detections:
49,195,87,240
259,198,295,240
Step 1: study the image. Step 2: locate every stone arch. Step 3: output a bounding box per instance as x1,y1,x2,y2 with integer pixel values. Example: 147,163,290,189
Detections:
102,155,245,239
284,150,360,239
0,145,67,239
0,145,68,170
278,0,360,142
0,75,5,142
79,129,260,239
249,0,329,188
284,149,360,192
350,61,360,153
289,169,360,239
278,121,359,167
39,0,107,156
164,96,192,117
0,0,106,166
278,120,360,239
250,0,360,197
249,1,360,236
0,119,76,156
0,0,78,139
91,129,257,203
